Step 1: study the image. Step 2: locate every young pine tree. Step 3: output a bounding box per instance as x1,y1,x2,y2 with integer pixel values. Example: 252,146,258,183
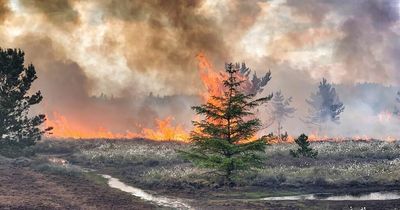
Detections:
0,49,51,156
306,78,344,132
182,63,272,186
290,134,318,158
270,90,295,141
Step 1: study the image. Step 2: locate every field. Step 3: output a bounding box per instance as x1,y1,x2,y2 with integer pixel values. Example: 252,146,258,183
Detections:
2,138,400,209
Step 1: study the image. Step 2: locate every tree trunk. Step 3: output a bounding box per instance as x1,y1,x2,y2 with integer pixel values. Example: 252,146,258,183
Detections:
225,160,235,187
277,121,281,142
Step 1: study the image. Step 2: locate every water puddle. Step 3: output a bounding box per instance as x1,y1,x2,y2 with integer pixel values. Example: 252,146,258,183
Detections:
262,192,400,201
46,157,192,209
101,174,193,209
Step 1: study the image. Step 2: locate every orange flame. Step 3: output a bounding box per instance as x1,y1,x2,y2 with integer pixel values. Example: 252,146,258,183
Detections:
195,53,263,142
45,112,141,139
196,52,226,103
46,112,190,142
44,53,227,142
142,117,190,141
45,112,397,142
45,54,397,143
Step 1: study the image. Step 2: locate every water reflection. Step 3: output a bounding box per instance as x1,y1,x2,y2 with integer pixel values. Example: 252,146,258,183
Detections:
101,174,193,209
262,192,400,201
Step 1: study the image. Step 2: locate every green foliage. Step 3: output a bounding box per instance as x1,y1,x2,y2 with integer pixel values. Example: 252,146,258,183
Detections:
0,48,51,156
290,134,318,158
181,63,272,186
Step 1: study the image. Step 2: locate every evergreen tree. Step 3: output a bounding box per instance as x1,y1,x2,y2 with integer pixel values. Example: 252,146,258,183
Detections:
182,63,272,186
0,48,51,156
239,63,271,95
306,78,344,131
290,134,318,158
270,90,295,141
394,91,400,117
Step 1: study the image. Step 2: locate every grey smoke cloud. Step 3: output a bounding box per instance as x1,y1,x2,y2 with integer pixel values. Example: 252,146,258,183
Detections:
0,0,398,138
285,0,400,85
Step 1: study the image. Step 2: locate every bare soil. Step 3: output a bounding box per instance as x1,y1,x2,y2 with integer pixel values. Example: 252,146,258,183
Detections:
0,163,157,210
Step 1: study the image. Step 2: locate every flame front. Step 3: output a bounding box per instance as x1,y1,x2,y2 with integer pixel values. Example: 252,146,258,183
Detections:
196,52,226,103
46,112,189,142
45,112,141,139
45,53,226,142
44,54,397,143
142,117,190,141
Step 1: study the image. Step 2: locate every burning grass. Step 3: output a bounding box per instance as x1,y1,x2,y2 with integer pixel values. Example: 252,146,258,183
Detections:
46,113,191,142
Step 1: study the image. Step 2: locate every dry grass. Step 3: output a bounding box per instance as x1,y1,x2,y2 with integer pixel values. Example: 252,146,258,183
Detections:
34,139,400,191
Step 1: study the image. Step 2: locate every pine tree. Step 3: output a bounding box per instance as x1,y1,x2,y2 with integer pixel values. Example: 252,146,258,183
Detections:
182,63,272,186
290,134,318,158
306,78,344,131
0,48,51,156
394,91,400,117
270,90,295,141
239,63,271,95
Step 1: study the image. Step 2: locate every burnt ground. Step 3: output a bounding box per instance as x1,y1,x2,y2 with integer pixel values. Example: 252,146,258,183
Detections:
0,163,157,210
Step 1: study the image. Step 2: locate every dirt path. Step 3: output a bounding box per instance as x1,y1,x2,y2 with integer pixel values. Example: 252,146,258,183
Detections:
0,164,157,210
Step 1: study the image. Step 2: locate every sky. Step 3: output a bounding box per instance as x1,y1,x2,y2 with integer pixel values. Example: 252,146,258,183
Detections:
0,0,399,139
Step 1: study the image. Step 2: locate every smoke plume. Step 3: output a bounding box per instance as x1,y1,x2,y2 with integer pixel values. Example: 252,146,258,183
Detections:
0,0,398,139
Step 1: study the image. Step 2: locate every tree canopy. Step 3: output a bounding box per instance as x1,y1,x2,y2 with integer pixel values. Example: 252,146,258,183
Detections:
290,134,318,158
181,63,272,186
239,63,271,95
270,90,295,141
0,48,51,155
306,78,345,127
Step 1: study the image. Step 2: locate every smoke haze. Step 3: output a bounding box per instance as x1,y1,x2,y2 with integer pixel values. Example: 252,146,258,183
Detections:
0,0,399,139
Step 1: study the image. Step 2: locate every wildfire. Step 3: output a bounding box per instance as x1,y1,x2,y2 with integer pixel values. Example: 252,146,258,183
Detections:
297,133,396,143
196,52,226,103
195,52,252,102
45,112,190,142
44,54,399,143
142,117,190,141
45,111,398,142
45,112,141,139
44,53,226,142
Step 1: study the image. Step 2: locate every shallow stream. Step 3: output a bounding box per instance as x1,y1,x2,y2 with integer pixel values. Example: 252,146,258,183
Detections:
101,174,193,209
261,192,400,201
